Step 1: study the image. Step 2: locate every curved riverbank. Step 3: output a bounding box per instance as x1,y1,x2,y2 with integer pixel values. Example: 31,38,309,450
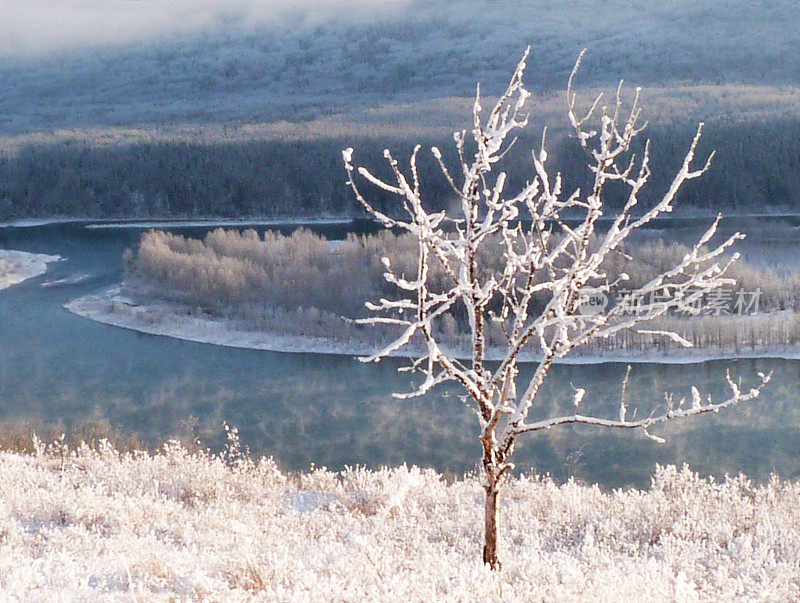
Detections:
65,286,382,357
65,286,800,365
0,250,61,291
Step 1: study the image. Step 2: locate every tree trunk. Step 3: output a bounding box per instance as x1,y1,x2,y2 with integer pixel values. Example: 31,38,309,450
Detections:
483,479,501,569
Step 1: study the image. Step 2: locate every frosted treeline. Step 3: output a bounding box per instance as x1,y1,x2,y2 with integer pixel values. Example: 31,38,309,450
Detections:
126,228,800,353
0,437,797,599
2,117,800,219
133,228,375,312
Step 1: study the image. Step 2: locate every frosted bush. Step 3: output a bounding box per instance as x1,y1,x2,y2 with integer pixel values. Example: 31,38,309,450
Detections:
0,441,797,600
127,227,800,354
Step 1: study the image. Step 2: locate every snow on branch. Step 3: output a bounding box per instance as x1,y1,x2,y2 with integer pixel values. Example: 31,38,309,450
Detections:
343,51,767,561
513,371,772,444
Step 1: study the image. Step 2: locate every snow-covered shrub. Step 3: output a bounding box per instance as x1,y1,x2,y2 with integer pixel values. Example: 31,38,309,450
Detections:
0,442,797,599
126,226,800,354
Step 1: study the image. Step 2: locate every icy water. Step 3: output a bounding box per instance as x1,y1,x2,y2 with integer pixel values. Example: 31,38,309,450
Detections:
1,217,799,489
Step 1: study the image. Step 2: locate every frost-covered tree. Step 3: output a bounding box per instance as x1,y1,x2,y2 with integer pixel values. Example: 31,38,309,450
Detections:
342,49,771,569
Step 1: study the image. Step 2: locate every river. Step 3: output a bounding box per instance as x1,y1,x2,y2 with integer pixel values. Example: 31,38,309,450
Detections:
0,217,798,488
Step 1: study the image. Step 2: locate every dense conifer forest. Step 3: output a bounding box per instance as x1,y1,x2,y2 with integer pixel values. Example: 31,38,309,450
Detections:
1,118,798,219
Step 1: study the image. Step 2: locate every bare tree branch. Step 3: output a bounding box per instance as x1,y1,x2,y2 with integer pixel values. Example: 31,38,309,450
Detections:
342,50,767,570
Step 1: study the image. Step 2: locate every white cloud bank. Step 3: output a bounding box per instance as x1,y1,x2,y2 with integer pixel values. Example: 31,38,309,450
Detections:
0,0,411,57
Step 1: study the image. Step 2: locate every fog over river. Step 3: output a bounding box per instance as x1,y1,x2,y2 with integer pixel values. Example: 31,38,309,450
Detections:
1,217,799,488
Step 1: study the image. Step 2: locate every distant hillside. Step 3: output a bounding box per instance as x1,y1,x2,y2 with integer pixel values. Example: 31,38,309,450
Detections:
2,0,800,133
1,0,799,218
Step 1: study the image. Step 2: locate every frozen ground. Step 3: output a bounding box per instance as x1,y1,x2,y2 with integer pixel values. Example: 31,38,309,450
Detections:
0,218,86,228
0,438,797,600
0,250,61,291
67,286,800,365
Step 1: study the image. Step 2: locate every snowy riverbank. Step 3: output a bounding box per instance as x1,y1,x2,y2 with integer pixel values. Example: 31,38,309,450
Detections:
65,287,385,357
65,286,800,364
0,441,797,599
82,217,356,230
0,250,61,291
0,217,357,229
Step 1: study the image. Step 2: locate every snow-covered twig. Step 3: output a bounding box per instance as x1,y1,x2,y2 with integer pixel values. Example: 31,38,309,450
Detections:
343,50,767,570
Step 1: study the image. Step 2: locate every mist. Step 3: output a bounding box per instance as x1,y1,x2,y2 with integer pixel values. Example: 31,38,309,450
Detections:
0,0,410,57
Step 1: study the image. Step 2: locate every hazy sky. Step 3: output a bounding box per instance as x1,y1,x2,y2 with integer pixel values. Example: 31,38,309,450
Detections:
0,0,409,57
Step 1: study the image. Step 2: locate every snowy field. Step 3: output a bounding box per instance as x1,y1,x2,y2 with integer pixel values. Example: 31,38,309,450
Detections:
0,438,797,600
0,250,60,291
